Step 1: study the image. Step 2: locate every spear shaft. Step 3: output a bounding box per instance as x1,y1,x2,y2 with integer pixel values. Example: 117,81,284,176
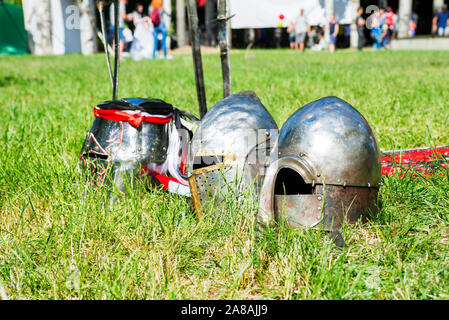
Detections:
112,0,120,100
97,0,114,88
186,0,207,118
217,0,231,98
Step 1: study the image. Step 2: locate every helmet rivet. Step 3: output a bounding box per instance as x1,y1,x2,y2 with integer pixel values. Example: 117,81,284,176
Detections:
316,173,321,177
368,182,371,188
317,207,321,211
317,196,322,201
265,131,270,136
343,181,347,187
299,152,304,157
278,152,281,156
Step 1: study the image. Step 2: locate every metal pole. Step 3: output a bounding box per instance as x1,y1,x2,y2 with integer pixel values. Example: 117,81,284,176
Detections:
217,0,231,98
97,0,114,88
113,0,120,100
186,0,207,118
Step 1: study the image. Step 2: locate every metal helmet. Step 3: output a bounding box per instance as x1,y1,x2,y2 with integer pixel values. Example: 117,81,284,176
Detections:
258,96,381,231
80,98,195,195
186,91,279,214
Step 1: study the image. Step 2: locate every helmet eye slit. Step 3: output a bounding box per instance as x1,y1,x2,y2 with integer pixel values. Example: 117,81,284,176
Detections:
274,168,313,195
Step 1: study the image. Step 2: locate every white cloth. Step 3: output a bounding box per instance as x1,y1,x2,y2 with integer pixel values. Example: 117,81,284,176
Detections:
123,28,134,43
130,22,154,60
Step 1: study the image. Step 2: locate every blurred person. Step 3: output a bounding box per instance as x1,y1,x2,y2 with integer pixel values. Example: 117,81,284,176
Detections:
409,12,418,37
244,28,255,48
384,6,396,48
294,8,310,52
378,7,388,48
393,10,399,38
310,29,325,51
133,2,149,25
329,13,339,53
317,32,326,51
110,0,132,59
149,1,169,59
274,14,285,49
370,10,382,50
356,6,365,50
379,7,386,26
130,2,154,60
432,4,449,37
309,26,317,50
287,20,296,49
244,28,255,58
343,24,351,48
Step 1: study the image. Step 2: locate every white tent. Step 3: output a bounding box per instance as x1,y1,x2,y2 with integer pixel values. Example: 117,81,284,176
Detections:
229,0,354,29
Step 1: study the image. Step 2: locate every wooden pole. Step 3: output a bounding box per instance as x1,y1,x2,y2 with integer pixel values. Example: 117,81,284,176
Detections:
186,0,207,118
217,0,231,98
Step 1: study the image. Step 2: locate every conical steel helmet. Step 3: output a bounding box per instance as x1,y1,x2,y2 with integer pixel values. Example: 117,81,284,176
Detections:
186,91,279,214
258,96,381,231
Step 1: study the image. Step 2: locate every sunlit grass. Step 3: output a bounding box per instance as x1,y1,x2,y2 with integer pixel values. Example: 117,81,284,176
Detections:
0,49,448,299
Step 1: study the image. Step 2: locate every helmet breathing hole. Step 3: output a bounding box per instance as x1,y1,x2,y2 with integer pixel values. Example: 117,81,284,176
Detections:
274,168,313,195
193,155,223,170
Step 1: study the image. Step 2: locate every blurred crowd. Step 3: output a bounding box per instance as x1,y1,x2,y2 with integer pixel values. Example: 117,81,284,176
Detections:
363,6,399,50
283,5,402,53
247,4,449,53
107,1,449,58
107,0,172,60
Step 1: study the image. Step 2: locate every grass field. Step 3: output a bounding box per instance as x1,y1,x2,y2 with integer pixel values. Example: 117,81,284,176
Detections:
1,49,449,299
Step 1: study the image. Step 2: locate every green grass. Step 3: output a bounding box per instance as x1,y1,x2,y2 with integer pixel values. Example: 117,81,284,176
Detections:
0,49,449,299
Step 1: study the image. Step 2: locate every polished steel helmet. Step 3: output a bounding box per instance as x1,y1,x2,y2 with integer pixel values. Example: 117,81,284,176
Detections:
80,98,196,195
186,91,279,214
258,96,381,231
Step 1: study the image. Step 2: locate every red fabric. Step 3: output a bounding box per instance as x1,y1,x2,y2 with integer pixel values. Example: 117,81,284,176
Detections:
154,174,183,190
180,148,187,176
381,146,449,177
385,12,395,28
151,9,161,27
141,166,186,189
94,108,172,128
197,0,206,7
